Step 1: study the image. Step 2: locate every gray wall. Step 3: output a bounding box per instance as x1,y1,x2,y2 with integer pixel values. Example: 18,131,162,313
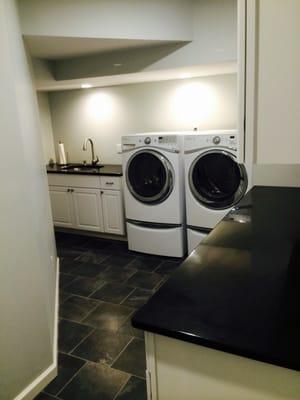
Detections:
18,0,193,41
0,0,57,398
53,0,237,80
49,73,237,164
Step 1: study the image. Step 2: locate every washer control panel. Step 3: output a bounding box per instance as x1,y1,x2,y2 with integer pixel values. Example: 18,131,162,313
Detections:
122,133,180,152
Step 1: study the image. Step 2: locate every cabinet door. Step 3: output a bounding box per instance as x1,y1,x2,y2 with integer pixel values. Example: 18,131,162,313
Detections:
72,188,104,232
101,190,125,235
49,186,75,228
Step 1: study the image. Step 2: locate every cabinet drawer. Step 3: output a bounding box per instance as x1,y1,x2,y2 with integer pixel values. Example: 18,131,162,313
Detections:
100,176,121,190
47,173,101,189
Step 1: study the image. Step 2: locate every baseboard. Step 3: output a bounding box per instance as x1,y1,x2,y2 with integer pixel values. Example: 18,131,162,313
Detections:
14,257,60,400
55,227,128,242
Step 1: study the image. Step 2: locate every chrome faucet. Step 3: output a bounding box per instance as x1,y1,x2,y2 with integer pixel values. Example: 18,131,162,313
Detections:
82,138,99,165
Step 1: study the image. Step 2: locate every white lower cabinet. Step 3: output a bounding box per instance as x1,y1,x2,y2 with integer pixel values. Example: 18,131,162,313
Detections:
101,189,124,235
49,186,74,228
73,188,104,232
48,175,124,235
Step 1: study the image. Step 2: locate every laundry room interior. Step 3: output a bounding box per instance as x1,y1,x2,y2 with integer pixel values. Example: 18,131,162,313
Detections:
2,0,300,399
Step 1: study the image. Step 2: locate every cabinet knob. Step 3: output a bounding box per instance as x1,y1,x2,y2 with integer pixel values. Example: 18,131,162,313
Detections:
100,190,104,194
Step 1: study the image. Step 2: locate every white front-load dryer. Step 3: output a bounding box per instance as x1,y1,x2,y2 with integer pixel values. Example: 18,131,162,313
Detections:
122,133,188,258
184,130,249,254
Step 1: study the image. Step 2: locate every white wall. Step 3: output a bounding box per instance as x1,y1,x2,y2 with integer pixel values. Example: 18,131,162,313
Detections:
18,0,193,41
49,74,237,164
0,0,57,398
255,0,300,165
37,92,56,164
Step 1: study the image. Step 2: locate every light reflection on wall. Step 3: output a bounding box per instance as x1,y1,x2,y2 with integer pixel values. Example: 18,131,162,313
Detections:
169,82,219,126
84,91,114,122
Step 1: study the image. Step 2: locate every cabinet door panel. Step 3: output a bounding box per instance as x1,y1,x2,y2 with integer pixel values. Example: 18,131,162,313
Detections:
102,190,124,235
49,186,74,227
73,188,104,232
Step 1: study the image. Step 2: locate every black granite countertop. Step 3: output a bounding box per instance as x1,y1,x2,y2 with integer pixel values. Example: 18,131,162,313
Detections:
47,163,122,176
133,186,300,371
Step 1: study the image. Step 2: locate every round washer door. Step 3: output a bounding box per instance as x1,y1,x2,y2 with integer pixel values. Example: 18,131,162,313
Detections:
126,149,174,204
189,150,247,210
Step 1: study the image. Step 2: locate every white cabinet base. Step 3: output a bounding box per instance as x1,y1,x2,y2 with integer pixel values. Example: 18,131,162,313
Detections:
48,174,124,236
145,333,300,400
49,186,74,228
73,188,104,232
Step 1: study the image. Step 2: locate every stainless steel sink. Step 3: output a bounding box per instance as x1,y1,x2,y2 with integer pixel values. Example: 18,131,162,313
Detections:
61,164,104,172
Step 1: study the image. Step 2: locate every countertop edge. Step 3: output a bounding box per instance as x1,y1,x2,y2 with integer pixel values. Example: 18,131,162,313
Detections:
132,317,300,372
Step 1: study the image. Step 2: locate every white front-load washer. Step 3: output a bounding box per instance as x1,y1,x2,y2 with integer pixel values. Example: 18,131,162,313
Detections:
184,130,249,254
122,132,188,257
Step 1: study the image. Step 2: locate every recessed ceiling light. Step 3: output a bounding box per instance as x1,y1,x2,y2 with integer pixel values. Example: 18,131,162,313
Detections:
81,83,92,89
179,73,192,79
113,63,122,67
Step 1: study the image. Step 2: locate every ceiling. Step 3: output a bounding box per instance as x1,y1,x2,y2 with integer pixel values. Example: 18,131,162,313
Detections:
24,36,176,60
36,62,237,91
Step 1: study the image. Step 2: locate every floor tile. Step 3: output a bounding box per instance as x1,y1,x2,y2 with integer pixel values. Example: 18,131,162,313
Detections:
101,253,136,268
155,259,182,275
75,250,109,265
112,338,146,378
126,271,164,290
55,232,88,246
59,273,77,290
82,237,112,250
58,319,93,353
59,290,72,304
60,257,80,274
72,330,132,366
90,282,134,304
121,288,152,309
34,393,58,400
98,266,136,284
57,246,87,259
118,316,144,340
82,303,134,332
44,353,85,396
115,376,147,400
128,255,162,272
71,261,109,278
64,276,105,297
59,362,129,400
59,295,99,322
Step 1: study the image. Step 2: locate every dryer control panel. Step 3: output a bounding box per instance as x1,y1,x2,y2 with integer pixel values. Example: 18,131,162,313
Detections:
184,130,238,152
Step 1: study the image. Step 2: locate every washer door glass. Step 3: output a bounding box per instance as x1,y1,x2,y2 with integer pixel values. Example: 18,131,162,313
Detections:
189,151,247,209
126,150,173,204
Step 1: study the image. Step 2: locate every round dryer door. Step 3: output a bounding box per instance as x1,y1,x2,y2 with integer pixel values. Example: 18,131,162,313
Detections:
189,150,247,209
126,149,174,204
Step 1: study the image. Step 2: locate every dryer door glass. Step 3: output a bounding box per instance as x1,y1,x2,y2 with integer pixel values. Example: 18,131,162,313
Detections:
126,150,174,204
189,151,247,209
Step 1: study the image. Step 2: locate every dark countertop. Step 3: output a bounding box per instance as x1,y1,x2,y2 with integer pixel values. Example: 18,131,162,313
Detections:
133,186,300,372
47,163,123,176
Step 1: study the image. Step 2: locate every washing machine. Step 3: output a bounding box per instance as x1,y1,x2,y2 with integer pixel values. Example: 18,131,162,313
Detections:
184,130,249,254
122,133,188,257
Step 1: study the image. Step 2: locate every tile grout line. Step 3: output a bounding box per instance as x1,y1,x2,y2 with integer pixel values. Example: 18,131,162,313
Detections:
55,360,88,397
111,374,131,400
68,328,95,354
119,287,136,306
110,336,134,367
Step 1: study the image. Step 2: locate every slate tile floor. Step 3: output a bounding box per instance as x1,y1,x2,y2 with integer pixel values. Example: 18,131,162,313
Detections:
36,232,183,400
